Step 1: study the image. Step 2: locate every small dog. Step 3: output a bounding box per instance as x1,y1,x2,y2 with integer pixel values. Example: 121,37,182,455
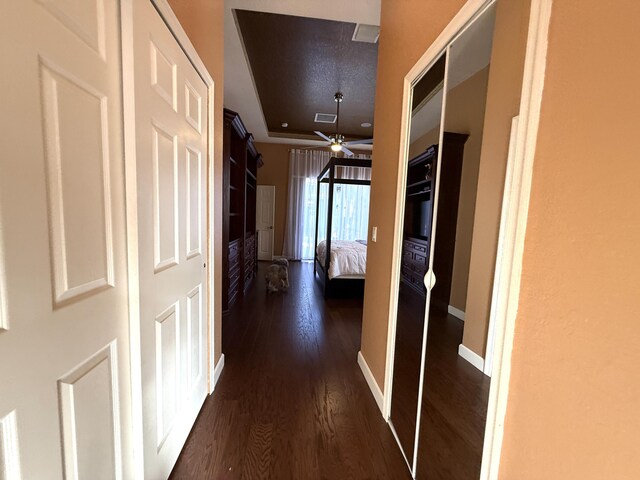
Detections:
265,258,289,293
271,258,289,268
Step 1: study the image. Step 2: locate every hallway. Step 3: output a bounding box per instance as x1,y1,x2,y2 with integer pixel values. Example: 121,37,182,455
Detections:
169,261,410,479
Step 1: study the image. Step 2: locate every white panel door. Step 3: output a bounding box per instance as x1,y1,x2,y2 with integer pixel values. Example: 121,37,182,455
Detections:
131,1,209,477
256,185,275,261
0,1,134,479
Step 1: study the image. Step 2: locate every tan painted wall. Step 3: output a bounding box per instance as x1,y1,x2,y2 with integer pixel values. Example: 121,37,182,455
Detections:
462,0,531,356
361,0,467,388
254,142,290,256
167,0,224,363
447,67,490,312
408,127,439,160
500,1,640,477
409,67,490,312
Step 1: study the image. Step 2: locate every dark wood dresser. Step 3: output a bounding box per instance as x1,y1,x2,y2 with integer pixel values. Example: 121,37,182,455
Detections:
401,132,468,307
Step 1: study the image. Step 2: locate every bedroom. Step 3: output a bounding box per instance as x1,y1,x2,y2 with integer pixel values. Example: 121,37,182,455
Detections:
1,0,637,478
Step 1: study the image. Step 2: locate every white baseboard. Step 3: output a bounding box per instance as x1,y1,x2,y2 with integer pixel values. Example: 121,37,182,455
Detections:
357,351,384,416
458,344,484,372
448,305,466,321
213,354,225,389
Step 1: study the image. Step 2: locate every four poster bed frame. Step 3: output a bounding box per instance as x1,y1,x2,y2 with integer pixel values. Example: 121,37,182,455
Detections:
314,156,373,298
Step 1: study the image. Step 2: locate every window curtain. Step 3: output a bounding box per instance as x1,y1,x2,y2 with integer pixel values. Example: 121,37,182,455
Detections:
330,165,371,244
282,149,372,261
282,149,330,260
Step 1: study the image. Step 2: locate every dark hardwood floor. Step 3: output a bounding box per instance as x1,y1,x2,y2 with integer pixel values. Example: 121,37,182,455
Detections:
389,283,427,461
416,306,491,479
169,261,411,479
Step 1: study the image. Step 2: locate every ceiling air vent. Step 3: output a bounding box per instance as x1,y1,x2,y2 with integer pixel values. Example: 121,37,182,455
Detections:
352,24,380,44
314,113,337,124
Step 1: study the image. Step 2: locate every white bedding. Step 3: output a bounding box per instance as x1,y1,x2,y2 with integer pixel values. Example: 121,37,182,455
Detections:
316,240,367,280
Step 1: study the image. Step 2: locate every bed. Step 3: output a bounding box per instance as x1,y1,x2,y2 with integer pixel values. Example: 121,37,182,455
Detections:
313,156,372,298
316,239,367,280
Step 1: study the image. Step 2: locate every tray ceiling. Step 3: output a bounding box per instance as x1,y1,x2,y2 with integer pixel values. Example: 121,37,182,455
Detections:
224,1,381,146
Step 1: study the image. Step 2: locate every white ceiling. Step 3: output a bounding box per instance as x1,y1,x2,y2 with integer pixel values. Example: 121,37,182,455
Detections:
410,4,496,142
224,0,381,146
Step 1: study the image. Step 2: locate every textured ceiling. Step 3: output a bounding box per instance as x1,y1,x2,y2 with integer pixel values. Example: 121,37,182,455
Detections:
235,10,378,142
224,0,381,146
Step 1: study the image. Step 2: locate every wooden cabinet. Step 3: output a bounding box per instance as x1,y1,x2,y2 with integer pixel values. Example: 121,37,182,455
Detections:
401,237,430,293
223,109,263,311
401,132,467,307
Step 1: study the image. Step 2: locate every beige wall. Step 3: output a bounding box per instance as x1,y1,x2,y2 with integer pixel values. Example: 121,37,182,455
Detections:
462,0,531,356
408,127,439,160
409,67,490,312
361,0,467,390
500,1,640,477
447,68,490,312
167,0,224,363
254,142,290,256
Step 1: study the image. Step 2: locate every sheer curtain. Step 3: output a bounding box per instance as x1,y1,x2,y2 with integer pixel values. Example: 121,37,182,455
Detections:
282,149,372,261
330,165,371,243
282,149,329,260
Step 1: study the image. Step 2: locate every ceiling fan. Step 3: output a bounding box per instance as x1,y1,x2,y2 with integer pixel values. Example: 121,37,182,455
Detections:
306,92,373,157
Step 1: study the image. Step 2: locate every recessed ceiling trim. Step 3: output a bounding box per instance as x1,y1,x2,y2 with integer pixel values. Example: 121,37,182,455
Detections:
227,4,381,143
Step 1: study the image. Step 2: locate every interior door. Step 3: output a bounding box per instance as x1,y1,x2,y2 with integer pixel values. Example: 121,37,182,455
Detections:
256,185,275,261
131,0,209,477
0,1,134,478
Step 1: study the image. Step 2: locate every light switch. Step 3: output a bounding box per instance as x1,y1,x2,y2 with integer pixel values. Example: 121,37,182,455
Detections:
371,226,378,242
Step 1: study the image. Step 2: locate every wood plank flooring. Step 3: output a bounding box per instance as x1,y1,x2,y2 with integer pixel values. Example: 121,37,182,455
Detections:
416,307,491,479
169,261,411,479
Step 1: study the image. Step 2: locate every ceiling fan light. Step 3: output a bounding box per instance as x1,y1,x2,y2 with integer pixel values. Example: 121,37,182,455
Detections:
330,143,342,152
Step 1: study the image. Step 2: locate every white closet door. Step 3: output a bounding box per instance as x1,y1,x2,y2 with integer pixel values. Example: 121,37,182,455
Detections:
0,1,134,478
131,0,209,477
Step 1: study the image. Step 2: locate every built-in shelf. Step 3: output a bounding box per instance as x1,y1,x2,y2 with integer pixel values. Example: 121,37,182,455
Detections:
223,108,262,312
407,179,431,189
407,188,431,197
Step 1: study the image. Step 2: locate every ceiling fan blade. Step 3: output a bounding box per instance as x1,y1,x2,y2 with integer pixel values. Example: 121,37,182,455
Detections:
314,131,333,143
341,145,355,157
345,138,374,145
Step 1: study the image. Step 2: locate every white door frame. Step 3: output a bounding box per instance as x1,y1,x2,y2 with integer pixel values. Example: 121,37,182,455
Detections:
120,0,217,475
380,0,552,478
483,116,520,377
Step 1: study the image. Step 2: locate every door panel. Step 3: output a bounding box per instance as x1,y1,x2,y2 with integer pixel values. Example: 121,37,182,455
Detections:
0,0,133,478
132,0,209,477
389,51,449,474
256,185,275,261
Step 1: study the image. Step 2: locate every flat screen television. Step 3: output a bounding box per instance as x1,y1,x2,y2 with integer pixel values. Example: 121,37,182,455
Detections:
405,197,432,241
